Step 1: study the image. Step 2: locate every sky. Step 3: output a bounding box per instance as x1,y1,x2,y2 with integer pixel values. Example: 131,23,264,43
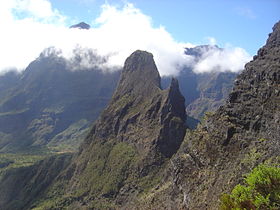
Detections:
0,0,279,76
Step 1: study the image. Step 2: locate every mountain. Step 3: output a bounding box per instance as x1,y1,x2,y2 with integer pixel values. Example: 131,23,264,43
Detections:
0,51,120,152
0,20,279,209
133,21,280,209
0,50,187,209
0,44,236,153
70,22,91,29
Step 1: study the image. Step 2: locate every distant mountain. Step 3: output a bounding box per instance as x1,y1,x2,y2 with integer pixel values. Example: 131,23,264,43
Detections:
0,52,120,152
185,44,221,58
70,22,91,29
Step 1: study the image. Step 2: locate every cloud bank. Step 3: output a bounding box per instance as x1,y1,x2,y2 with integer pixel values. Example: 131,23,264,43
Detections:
192,45,251,73
0,0,251,76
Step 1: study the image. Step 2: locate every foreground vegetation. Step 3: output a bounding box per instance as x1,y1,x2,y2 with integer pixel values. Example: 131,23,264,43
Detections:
220,164,280,210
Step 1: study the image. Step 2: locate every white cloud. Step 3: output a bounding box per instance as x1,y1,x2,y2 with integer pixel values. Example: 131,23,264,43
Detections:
0,0,251,76
193,45,252,73
206,37,217,45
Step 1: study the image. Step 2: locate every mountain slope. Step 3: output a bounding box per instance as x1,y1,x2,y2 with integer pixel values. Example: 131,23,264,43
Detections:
0,50,187,209
137,21,280,210
0,52,120,152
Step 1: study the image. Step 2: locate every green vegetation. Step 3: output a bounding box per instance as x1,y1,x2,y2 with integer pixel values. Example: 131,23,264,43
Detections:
75,141,138,198
47,119,90,153
220,164,280,210
0,153,46,178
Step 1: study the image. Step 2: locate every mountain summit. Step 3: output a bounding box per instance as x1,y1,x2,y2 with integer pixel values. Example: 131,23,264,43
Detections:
70,22,91,29
112,50,161,101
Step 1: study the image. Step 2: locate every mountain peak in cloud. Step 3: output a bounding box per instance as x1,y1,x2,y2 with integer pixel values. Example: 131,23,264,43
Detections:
185,45,221,58
70,22,91,29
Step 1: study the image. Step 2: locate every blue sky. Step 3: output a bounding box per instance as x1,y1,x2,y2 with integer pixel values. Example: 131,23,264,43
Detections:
51,0,280,55
0,0,279,75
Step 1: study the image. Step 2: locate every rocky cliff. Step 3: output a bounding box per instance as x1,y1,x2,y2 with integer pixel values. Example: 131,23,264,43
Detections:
136,21,280,210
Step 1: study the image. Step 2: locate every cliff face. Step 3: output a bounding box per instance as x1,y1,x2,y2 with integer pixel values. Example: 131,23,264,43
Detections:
63,50,186,207
142,21,280,210
0,50,187,209
79,51,186,160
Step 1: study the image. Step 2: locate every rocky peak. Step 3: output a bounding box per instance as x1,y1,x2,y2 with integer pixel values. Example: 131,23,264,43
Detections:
166,78,186,120
265,21,280,49
70,22,90,30
81,50,186,158
224,20,280,137
113,50,161,102
255,21,280,59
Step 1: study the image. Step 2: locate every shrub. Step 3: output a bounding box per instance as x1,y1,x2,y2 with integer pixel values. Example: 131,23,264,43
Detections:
220,164,280,210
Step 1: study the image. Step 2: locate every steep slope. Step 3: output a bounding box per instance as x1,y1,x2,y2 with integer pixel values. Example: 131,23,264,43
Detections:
138,21,280,209
0,52,120,152
60,50,186,208
0,50,187,209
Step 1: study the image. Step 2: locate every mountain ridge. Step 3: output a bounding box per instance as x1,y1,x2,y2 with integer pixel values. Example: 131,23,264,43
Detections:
134,20,280,210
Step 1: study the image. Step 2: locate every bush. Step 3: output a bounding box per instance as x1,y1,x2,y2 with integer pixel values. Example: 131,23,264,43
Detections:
220,164,280,210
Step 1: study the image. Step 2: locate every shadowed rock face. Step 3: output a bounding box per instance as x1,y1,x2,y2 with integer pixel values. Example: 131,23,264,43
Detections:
57,50,186,207
78,50,186,171
140,21,280,210
113,50,161,100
